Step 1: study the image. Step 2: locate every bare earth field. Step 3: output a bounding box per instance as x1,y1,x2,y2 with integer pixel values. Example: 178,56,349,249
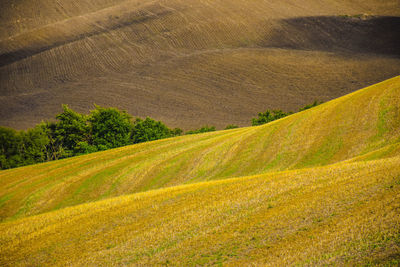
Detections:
0,0,399,129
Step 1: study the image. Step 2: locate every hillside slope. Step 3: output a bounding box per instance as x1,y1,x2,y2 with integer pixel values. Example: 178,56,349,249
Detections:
0,76,399,222
1,0,400,129
1,153,399,265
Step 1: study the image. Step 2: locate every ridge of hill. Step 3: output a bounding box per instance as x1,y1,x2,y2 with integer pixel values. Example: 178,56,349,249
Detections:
0,76,399,222
1,0,400,129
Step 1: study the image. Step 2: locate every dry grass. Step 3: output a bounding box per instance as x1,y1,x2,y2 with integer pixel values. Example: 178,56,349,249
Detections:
0,77,399,264
1,0,399,129
0,156,399,265
0,76,399,222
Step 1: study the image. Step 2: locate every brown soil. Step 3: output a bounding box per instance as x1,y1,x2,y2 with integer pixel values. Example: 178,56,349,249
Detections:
1,0,399,129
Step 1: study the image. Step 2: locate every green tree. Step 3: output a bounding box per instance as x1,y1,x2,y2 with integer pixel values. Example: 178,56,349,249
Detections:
40,122,66,161
299,100,322,111
131,117,172,144
252,110,288,126
55,105,90,155
225,124,239,130
90,105,132,150
171,128,183,136
0,127,23,169
19,125,50,165
186,126,216,135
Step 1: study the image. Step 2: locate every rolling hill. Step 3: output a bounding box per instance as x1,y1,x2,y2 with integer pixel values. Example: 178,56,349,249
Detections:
1,0,400,129
0,76,399,222
0,76,400,265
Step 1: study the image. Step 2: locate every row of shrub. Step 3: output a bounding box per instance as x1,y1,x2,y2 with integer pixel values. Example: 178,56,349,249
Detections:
252,100,322,126
0,101,321,169
0,105,218,169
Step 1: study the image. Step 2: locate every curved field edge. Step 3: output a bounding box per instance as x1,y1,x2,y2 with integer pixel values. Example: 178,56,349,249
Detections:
0,76,399,221
0,155,399,265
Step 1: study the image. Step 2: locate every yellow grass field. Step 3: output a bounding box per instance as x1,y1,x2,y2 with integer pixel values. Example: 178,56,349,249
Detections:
1,157,400,265
0,76,400,265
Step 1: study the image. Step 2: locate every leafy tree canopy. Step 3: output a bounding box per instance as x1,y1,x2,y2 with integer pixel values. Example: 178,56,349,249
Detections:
55,105,89,154
252,110,288,126
131,117,172,144
299,100,323,111
90,105,132,150
225,124,239,130
186,126,216,135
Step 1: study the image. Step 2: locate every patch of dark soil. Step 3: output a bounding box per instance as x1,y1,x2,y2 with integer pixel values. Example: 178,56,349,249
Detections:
262,16,400,56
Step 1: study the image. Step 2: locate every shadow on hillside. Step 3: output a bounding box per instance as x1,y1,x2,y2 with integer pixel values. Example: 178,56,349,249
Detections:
0,9,171,67
1,15,399,68
262,16,400,56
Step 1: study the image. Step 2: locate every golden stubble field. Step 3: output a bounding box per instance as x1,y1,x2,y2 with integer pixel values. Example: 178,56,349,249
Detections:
0,76,399,222
1,148,399,265
1,0,400,129
0,76,399,265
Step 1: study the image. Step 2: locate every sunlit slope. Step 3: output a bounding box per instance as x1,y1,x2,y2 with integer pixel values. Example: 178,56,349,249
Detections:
2,0,399,39
1,156,399,265
1,76,399,221
1,0,399,129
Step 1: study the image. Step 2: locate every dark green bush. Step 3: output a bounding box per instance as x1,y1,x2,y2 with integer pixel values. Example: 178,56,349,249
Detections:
299,100,322,111
0,127,22,169
131,117,172,144
225,124,239,130
90,105,132,150
55,105,90,155
252,110,288,126
186,126,216,135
